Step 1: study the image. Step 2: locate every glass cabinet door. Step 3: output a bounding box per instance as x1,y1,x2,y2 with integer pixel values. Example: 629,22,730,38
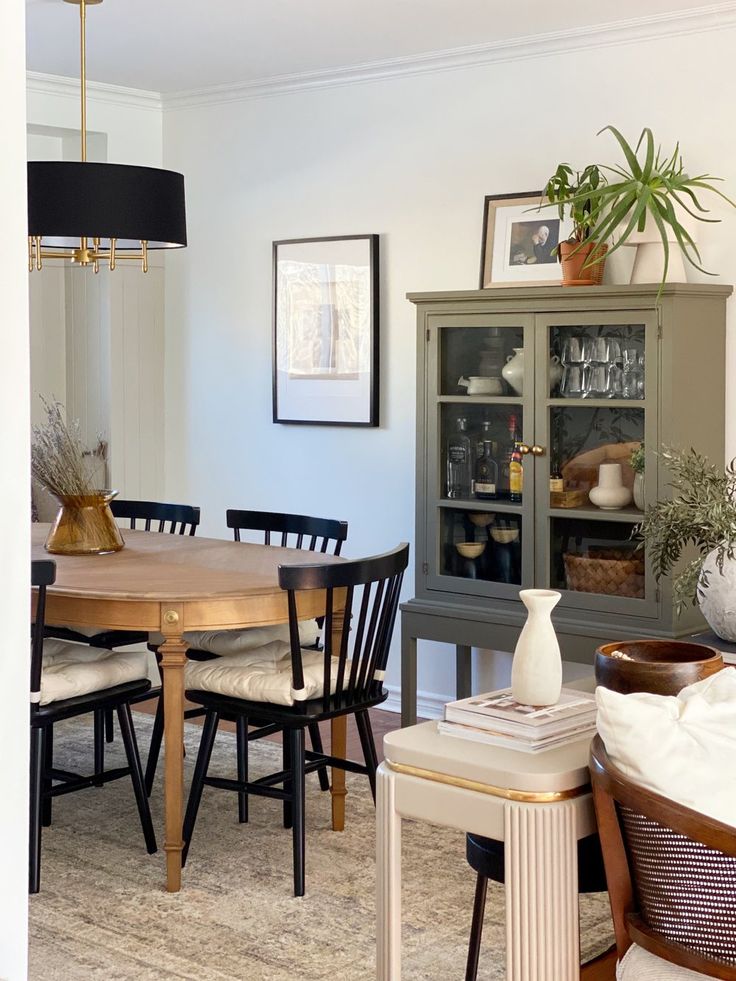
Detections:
425,313,535,599
534,311,659,616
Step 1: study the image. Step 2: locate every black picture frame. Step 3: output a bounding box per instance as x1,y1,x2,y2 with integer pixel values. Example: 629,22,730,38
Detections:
272,234,379,427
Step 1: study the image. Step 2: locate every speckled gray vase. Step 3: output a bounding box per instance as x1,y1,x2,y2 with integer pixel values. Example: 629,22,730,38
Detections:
698,548,736,641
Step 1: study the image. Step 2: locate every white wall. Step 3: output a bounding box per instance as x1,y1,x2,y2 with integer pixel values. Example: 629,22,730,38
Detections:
0,0,32,976
162,23,736,708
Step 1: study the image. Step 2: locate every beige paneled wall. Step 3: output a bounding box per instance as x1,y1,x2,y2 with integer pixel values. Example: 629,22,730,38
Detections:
29,263,66,425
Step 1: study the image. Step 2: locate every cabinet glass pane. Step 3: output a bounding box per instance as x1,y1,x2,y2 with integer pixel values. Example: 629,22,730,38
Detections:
441,403,524,501
440,508,522,585
550,517,644,598
551,405,643,502
440,326,525,396
550,323,646,399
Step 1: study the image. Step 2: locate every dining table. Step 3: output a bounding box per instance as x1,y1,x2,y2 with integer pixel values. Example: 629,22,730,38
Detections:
32,523,348,892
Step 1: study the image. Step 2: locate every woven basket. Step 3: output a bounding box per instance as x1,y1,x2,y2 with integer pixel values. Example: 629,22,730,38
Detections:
564,548,645,599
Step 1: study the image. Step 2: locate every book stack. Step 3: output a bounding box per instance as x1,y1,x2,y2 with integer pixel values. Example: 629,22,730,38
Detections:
439,687,597,753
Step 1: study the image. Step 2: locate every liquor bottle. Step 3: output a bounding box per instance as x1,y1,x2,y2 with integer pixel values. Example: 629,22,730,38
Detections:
446,417,472,499
509,436,523,503
473,439,499,500
549,451,564,494
502,414,522,500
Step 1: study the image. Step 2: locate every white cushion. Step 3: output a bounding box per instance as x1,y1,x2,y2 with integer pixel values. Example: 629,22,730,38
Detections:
39,640,148,706
185,639,349,707
148,619,321,654
47,624,103,639
596,667,736,828
617,943,710,979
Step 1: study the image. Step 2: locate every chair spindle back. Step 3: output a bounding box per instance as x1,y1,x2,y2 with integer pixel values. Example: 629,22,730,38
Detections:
226,510,347,555
111,500,200,536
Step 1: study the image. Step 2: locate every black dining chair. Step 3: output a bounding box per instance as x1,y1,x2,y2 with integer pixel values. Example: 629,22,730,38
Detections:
30,559,157,893
463,832,609,980
143,509,348,802
181,542,409,896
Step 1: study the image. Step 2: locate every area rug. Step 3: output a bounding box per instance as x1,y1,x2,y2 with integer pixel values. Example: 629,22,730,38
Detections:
29,715,613,980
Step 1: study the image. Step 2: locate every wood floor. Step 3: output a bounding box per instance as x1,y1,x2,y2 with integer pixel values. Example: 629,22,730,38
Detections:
133,700,616,980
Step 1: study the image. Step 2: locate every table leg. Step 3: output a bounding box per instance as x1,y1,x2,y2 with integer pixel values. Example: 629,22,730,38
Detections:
401,617,417,728
376,762,402,980
159,630,188,893
504,800,579,980
330,607,347,831
456,644,472,699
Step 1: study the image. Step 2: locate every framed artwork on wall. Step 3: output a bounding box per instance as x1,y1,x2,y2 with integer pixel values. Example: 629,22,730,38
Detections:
272,234,379,426
479,191,573,288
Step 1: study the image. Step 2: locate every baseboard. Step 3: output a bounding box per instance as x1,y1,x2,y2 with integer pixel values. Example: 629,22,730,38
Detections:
381,684,451,720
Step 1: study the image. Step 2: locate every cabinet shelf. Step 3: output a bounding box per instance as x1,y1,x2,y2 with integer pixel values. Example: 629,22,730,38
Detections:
547,505,643,523
437,498,523,514
437,395,522,406
546,397,648,409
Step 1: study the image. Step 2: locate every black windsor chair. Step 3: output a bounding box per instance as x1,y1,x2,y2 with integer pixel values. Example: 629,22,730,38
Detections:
181,542,409,896
30,559,157,893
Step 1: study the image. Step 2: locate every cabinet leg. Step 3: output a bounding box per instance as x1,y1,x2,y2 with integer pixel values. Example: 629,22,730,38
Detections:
456,644,472,700
401,618,417,728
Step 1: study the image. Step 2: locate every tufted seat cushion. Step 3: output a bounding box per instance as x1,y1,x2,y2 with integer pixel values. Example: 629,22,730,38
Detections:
616,943,710,979
185,639,348,707
40,640,149,706
182,619,321,656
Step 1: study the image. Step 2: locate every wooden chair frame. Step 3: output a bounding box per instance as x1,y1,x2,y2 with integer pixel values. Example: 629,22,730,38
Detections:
590,735,736,980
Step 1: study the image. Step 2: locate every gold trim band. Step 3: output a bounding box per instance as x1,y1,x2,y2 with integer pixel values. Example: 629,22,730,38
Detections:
385,759,590,803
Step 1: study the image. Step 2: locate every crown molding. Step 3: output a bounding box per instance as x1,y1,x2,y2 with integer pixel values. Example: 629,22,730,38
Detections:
26,71,162,112
163,0,736,110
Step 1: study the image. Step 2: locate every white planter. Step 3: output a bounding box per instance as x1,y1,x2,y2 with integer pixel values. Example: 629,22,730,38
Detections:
698,548,736,642
629,242,687,284
511,589,562,706
633,472,645,511
589,462,633,511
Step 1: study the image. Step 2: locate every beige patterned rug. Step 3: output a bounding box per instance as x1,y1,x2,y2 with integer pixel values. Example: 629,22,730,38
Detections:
29,715,613,980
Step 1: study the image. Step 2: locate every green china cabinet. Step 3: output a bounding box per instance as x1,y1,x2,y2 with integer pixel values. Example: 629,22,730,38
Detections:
401,283,731,725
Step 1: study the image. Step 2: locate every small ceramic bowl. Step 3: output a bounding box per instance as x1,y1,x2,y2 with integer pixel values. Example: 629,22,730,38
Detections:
595,639,724,696
456,542,485,560
490,528,519,544
469,513,494,528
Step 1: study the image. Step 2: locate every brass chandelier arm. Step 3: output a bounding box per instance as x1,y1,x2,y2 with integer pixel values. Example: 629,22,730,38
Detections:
29,236,151,273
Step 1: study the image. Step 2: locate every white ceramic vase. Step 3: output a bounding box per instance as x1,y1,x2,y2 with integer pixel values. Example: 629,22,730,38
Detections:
589,462,632,510
633,472,645,511
511,589,562,706
502,348,525,395
697,548,736,642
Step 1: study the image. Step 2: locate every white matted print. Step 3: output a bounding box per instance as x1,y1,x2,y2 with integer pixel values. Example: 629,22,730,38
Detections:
480,192,573,288
273,235,379,426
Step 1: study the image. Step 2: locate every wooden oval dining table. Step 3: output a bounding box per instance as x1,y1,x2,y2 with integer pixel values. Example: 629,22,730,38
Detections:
31,523,348,892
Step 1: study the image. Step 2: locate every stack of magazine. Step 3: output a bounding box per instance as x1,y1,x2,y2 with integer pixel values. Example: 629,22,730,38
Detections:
439,688,597,753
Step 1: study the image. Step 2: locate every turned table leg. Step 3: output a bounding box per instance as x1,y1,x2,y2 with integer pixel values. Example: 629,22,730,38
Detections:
158,612,188,893
330,605,348,831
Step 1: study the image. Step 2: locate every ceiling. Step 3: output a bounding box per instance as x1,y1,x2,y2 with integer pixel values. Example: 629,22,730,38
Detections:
26,0,719,94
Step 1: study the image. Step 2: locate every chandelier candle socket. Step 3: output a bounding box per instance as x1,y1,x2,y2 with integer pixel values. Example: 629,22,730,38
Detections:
27,0,186,273
511,589,563,707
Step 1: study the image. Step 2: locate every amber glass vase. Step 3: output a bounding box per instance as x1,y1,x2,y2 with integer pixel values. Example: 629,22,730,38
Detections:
45,490,125,556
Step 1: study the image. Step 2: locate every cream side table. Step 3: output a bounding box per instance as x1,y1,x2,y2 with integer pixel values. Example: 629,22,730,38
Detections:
376,721,597,980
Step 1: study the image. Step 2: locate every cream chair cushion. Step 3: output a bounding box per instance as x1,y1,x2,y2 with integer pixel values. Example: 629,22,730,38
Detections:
596,667,736,828
617,943,710,979
185,639,347,707
147,619,322,654
40,640,148,706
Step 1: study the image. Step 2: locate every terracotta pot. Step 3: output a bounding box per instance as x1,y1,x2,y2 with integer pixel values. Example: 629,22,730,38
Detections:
558,241,608,286
594,639,723,696
45,490,125,555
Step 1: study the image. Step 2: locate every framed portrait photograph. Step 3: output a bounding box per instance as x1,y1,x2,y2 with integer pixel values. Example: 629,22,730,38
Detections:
272,235,379,426
479,192,573,288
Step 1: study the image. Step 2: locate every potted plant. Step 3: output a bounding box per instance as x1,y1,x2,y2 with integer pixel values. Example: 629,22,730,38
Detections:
637,446,736,639
630,442,645,511
543,163,608,286
568,127,734,293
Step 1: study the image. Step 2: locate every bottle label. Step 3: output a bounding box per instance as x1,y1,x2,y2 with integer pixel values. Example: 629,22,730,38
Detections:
509,461,523,494
474,481,496,494
449,445,468,463
549,477,564,493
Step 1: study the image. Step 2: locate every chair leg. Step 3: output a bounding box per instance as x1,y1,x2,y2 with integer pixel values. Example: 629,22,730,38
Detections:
308,722,330,792
41,725,53,827
105,707,115,743
116,703,157,855
465,873,488,981
355,711,378,803
182,710,219,866
289,727,306,898
29,727,44,894
144,696,164,797
282,736,293,829
236,716,249,824
93,708,105,786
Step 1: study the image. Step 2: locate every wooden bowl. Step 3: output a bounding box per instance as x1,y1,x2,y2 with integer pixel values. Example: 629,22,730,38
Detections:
595,639,724,696
456,542,485,560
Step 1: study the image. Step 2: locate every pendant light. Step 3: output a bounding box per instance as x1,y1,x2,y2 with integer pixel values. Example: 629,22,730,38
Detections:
27,0,186,273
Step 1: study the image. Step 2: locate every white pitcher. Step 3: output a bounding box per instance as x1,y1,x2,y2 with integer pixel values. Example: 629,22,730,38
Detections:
502,348,525,395
511,589,562,706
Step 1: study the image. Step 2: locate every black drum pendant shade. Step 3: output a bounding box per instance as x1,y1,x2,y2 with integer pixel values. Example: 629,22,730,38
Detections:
27,161,187,251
